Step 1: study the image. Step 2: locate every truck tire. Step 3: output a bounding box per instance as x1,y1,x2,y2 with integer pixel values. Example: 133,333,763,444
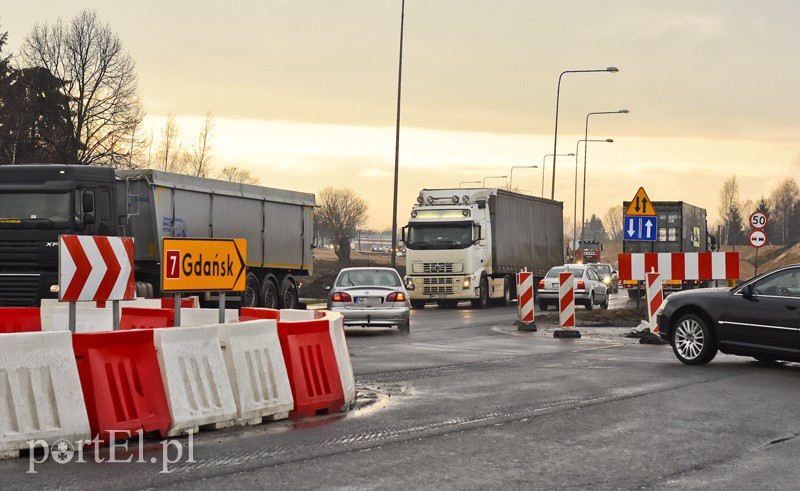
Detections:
280,276,298,309
538,300,549,311
243,273,260,308
410,300,426,309
627,289,641,300
471,277,489,309
261,276,279,309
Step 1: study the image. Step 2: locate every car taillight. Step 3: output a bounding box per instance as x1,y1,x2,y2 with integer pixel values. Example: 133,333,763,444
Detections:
387,292,406,302
538,280,545,289
577,280,586,290
332,292,352,302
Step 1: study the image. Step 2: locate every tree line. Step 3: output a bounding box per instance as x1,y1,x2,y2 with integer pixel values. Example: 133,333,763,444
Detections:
0,10,254,183
717,175,798,247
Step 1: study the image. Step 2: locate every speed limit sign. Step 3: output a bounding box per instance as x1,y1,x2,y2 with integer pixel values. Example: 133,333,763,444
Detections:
750,211,768,229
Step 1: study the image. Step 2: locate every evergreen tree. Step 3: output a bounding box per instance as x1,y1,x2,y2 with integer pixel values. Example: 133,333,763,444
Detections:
726,204,745,246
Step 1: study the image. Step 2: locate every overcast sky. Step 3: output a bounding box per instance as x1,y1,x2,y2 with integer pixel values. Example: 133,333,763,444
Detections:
4,1,800,229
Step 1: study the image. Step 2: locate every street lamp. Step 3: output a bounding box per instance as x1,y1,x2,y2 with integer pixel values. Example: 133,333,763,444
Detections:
460,181,481,188
550,66,619,200
572,139,613,256
509,165,538,190
580,109,629,245
390,0,406,269
541,153,574,198
482,175,508,187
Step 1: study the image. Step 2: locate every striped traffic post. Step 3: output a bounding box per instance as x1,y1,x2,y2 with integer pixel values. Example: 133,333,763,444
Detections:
646,271,663,332
554,272,581,339
515,270,536,331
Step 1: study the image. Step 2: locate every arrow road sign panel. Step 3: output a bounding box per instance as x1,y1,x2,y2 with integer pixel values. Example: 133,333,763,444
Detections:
161,238,247,292
624,187,657,216
59,235,135,302
624,215,657,241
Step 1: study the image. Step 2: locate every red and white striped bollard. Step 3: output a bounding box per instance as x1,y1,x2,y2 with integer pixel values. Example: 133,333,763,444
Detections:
516,270,536,331
554,271,581,338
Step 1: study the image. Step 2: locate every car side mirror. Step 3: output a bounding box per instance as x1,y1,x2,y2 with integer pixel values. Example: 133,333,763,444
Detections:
741,284,754,299
325,286,332,291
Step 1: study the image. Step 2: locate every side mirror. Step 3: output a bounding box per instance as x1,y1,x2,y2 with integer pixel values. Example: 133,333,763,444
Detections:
325,286,332,291
83,213,95,225
398,240,405,248
82,192,95,213
741,284,754,299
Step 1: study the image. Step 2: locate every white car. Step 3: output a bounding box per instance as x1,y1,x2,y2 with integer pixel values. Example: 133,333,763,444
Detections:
537,264,609,311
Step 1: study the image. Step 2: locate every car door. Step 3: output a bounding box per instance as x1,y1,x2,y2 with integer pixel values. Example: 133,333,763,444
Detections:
585,268,605,300
720,267,800,356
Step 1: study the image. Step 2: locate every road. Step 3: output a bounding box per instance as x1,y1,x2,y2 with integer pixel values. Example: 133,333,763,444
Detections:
3,296,800,489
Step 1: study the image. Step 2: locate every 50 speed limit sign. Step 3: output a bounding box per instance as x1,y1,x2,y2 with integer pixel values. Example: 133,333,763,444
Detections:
750,211,768,229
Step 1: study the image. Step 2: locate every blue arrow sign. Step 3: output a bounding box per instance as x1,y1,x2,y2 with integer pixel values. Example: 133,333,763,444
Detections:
624,215,657,241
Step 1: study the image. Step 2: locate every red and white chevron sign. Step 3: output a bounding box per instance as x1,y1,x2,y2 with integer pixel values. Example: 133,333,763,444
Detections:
618,252,739,281
59,235,135,302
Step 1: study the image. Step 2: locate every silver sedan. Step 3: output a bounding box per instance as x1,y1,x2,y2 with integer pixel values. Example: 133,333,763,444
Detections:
538,264,609,311
326,267,411,334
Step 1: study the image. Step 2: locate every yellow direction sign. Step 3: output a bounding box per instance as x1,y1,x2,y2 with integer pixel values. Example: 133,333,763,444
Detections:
161,238,247,292
624,187,656,216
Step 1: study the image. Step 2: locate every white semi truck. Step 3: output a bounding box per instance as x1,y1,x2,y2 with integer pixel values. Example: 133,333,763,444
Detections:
401,188,564,309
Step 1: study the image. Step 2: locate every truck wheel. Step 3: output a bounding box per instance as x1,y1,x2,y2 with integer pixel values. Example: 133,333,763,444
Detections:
261,276,279,309
627,289,641,300
280,276,298,309
538,300,548,311
410,300,426,309
243,273,260,308
471,278,489,309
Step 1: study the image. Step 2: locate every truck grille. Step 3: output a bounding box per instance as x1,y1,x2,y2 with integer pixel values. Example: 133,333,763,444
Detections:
415,262,463,274
0,275,40,306
0,240,42,252
423,286,454,295
423,277,454,285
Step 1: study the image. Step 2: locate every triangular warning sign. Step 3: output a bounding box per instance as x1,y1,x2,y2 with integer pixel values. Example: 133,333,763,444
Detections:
625,187,656,216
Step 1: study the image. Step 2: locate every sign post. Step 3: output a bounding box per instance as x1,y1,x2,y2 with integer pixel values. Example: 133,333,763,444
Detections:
749,211,768,276
161,238,247,326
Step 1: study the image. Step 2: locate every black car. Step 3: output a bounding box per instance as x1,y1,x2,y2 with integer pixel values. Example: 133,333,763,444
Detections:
658,265,800,365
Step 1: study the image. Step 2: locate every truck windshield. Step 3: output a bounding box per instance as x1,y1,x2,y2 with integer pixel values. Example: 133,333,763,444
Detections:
0,192,71,227
406,222,473,250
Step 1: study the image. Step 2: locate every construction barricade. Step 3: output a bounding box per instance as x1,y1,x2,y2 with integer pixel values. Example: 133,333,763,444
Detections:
554,272,581,339
0,331,90,458
0,307,42,333
240,308,280,321
639,272,669,345
160,296,201,309
153,325,237,436
48,305,114,333
277,317,346,418
120,308,174,330
323,311,356,409
180,308,239,327
279,309,316,322
72,329,171,443
218,320,293,425
515,271,536,331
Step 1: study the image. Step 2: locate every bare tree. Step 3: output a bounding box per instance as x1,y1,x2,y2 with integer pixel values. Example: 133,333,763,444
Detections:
21,9,143,166
769,178,799,245
718,175,741,245
188,111,215,177
156,114,183,172
603,205,623,242
218,166,258,184
316,187,369,263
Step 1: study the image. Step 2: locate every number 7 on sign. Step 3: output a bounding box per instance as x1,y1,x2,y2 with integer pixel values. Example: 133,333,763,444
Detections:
166,250,181,279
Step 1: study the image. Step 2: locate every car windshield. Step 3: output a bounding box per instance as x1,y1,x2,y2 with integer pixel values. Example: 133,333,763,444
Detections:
406,222,473,250
337,269,402,287
546,267,585,278
591,265,611,275
0,192,71,226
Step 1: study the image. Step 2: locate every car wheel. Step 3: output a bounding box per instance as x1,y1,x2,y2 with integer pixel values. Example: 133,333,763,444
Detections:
261,277,279,309
410,300,426,309
585,293,594,311
398,319,410,334
538,300,548,311
671,313,717,365
601,293,609,310
471,278,489,309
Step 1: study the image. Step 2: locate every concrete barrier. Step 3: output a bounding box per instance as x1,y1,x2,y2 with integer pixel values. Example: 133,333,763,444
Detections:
153,325,237,436
0,331,90,458
218,320,293,425
179,308,239,327
48,306,113,333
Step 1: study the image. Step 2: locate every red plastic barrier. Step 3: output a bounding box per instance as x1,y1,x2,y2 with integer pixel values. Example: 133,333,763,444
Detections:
73,329,171,443
160,297,199,309
120,308,174,330
240,307,280,321
0,307,42,333
313,311,325,319
277,319,345,418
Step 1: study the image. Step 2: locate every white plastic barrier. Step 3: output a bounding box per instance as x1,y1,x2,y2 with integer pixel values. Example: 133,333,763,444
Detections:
153,325,237,436
0,331,90,458
278,309,316,322
217,320,293,425
180,308,239,327
323,311,356,409
46,306,113,333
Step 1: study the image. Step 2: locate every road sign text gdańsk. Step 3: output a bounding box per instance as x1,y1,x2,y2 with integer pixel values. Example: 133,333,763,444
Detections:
161,238,247,292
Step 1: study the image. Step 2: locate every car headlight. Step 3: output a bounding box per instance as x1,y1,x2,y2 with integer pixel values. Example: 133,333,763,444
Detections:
603,276,611,285
50,284,60,293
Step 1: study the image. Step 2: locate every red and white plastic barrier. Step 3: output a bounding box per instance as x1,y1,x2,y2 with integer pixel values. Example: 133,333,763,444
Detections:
559,272,575,329
618,252,739,281
646,272,664,332
516,271,534,324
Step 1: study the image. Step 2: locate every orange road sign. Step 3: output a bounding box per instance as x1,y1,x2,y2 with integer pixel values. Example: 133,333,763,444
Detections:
624,187,656,216
161,238,247,292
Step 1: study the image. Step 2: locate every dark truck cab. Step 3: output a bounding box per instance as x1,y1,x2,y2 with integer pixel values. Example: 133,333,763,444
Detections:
0,165,118,306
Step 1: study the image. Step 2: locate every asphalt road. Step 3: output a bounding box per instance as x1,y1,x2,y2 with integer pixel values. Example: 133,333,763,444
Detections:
3,295,800,489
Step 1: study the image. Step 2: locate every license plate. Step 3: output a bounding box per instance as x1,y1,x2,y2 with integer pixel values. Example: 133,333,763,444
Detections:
429,294,440,299
355,297,368,304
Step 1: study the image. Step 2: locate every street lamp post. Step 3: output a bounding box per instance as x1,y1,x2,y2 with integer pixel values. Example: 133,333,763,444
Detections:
541,153,574,198
509,165,538,191
550,67,619,200
572,139,613,258
459,181,481,188
580,109,629,245
390,0,406,269
482,175,508,187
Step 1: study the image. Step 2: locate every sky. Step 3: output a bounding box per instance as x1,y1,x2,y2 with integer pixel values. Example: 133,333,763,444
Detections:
4,1,800,230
